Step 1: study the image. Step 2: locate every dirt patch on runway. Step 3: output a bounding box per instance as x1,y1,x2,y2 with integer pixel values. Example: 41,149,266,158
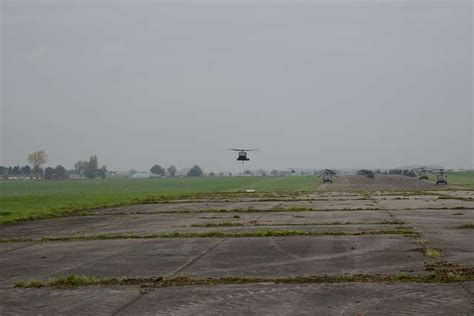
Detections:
319,175,441,191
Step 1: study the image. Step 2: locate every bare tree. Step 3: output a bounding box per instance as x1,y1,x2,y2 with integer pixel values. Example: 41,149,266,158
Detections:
74,160,88,177
27,150,47,179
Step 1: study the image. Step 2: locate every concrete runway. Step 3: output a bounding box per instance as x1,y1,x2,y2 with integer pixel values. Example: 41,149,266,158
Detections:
1,177,473,315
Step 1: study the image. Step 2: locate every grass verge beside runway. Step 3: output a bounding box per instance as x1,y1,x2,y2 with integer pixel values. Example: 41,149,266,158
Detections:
447,171,474,188
0,227,417,243
14,271,474,289
0,176,317,224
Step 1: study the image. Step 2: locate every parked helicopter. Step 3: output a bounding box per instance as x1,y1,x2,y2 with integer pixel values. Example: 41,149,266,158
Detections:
412,167,448,185
357,169,375,178
434,169,448,185
317,169,337,183
412,167,430,180
228,148,258,163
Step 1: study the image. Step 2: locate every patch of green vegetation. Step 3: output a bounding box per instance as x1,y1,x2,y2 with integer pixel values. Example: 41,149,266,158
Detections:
455,223,474,229
153,206,385,215
0,227,417,243
193,221,240,227
13,272,474,289
383,191,430,197
0,177,318,224
415,239,427,246
0,237,33,243
424,248,441,258
14,279,45,288
438,194,473,201
425,260,474,277
277,206,311,211
48,275,112,288
191,220,404,228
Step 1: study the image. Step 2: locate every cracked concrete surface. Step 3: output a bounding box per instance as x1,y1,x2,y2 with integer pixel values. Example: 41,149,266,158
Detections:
1,177,473,315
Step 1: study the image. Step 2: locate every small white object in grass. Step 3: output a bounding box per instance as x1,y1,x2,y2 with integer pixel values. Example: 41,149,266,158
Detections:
246,189,256,193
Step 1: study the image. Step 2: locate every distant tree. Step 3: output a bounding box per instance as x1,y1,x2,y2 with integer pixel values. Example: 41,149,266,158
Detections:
32,166,43,179
167,165,177,177
44,167,55,180
27,150,47,178
218,172,225,177
53,165,68,180
12,166,21,176
22,165,32,176
150,165,165,176
98,165,108,179
187,165,203,177
228,172,232,176
243,170,253,176
0,166,7,179
129,169,137,176
270,169,279,176
209,172,216,176
74,160,89,177
84,155,98,179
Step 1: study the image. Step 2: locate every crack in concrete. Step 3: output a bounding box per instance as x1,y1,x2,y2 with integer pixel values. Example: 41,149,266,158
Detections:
170,238,226,278
459,282,474,297
111,289,146,316
171,212,270,278
0,242,36,255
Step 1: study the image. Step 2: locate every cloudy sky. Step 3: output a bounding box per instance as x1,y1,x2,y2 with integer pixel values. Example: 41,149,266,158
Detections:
1,0,472,172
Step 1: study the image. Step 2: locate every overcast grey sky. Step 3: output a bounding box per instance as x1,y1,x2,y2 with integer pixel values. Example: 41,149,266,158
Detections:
1,0,472,172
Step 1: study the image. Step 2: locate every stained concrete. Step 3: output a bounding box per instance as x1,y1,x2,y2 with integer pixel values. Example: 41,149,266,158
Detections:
177,236,425,278
0,209,396,240
120,283,474,315
3,282,470,315
0,287,141,315
1,186,473,314
256,210,391,223
389,209,474,264
0,238,220,287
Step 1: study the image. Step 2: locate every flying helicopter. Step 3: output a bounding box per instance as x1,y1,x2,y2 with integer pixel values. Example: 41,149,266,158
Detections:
228,148,258,163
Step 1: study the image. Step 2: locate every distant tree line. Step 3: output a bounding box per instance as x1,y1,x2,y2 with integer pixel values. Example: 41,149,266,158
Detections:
74,155,108,179
3,150,316,181
1,164,69,180
0,165,32,177
148,164,202,177
1,150,109,181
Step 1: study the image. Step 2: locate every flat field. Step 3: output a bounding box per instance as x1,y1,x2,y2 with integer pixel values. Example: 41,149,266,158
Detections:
1,172,473,225
448,171,474,188
0,176,317,224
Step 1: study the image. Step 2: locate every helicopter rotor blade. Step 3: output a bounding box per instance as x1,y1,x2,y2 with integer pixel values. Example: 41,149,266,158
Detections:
227,148,259,152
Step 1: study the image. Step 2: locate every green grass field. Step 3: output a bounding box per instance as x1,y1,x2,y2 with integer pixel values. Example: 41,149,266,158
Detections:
447,171,474,188
0,176,317,224
1,172,473,225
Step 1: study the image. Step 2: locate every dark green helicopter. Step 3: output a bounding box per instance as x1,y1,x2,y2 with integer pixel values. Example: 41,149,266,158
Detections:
228,148,258,163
